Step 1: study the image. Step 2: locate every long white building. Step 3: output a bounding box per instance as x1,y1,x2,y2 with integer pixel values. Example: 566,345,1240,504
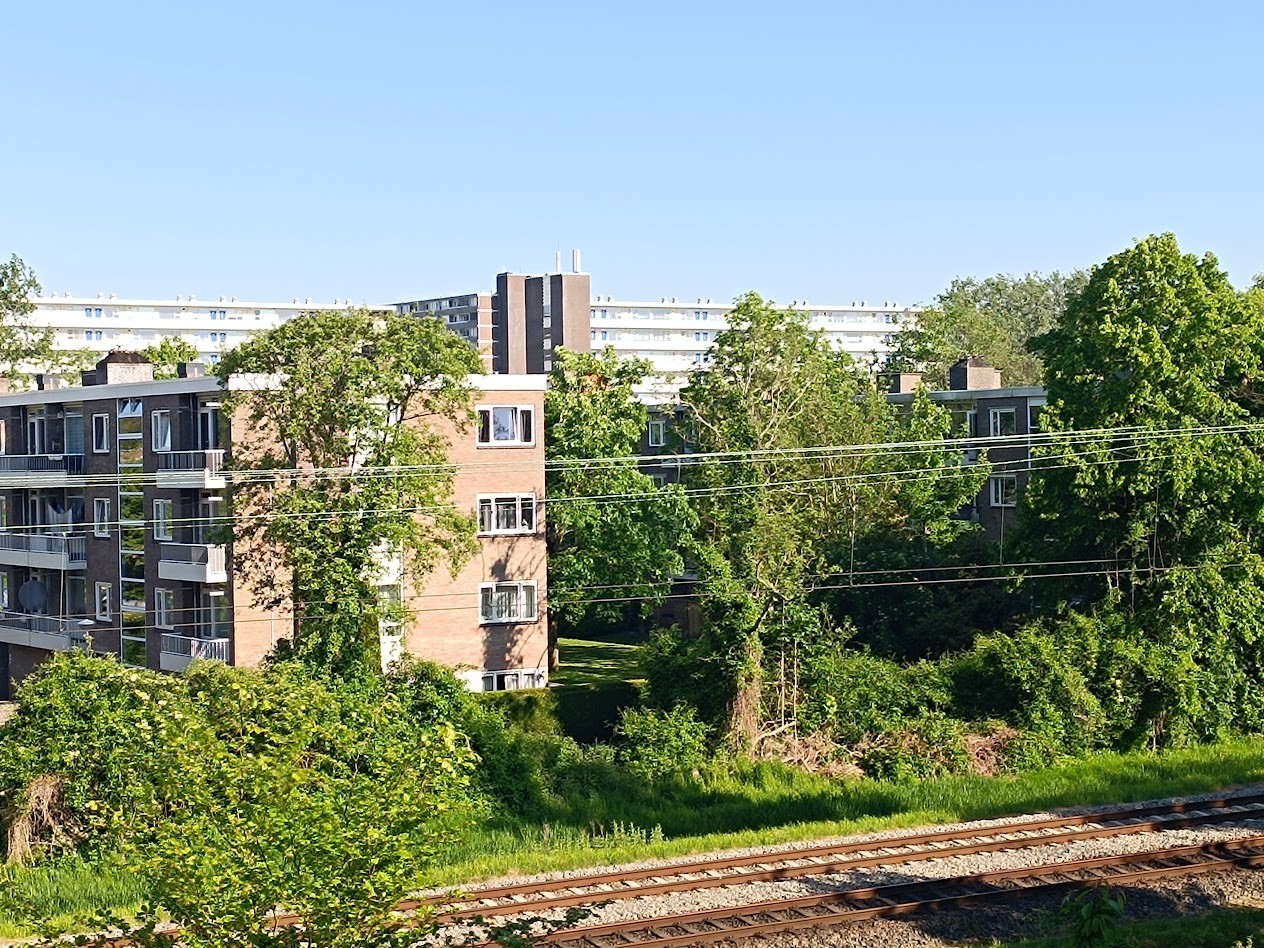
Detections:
28,294,359,365
588,296,917,374
29,272,918,379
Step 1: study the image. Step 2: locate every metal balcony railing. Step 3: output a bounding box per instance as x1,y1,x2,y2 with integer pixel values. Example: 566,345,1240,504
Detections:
0,454,85,473
156,450,224,473
160,634,230,663
159,542,226,571
0,532,87,562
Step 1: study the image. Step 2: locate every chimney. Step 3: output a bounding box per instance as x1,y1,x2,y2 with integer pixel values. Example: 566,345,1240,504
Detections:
879,371,923,394
177,362,206,379
35,374,64,391
95,351,155,386
572,248,582,273
948,356,1003,391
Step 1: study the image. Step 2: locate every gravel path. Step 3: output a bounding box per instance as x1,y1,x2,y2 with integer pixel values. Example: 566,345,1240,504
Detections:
440,786,1264,946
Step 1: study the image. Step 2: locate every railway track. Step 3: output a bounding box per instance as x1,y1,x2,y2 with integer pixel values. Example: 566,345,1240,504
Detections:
517,836,1264,947
433,792,1264,946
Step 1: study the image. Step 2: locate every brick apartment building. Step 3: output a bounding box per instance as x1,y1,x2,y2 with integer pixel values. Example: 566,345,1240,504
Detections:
0,354,548,698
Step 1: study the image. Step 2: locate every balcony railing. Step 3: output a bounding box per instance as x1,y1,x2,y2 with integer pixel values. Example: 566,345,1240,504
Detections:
0,531,87,563
160,634,230,662
0,611,89,651
156,450,224,473
0,454,85,473
157,541,228,584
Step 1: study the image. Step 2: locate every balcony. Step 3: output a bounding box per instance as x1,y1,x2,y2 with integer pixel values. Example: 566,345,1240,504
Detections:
0,611,90,653
155,450,226,489
158,542,227,584
0,531,87,570
0,454,85,488
160,634,231,673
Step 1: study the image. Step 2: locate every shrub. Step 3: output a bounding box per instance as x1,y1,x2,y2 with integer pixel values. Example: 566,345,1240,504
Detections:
856,711,972,782
615,705,712,781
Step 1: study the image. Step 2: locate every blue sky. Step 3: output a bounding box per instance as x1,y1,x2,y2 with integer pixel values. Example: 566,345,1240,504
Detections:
3,1,1260,307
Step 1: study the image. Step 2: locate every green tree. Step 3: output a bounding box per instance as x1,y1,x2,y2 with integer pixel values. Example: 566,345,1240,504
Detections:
0,255,60,382
141,336,201,379
673,294,982,748
218,309,482,676
544,347,694,638
1020,233,1264,745
892,270,1087,387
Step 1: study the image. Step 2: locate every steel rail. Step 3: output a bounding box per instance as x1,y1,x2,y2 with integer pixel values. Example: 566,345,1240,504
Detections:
513,835,1264,947
437,800,1264,921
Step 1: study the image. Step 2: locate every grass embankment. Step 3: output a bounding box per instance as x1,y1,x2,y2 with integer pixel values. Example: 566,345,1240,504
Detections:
1002,905,1264,946
0,859,147,939
423,736,1264,885
3,737,1264,939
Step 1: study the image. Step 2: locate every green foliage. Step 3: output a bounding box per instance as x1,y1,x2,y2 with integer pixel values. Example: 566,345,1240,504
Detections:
0,654,479,948
856,711,972,782
890,269,1087,387
219,308,482,676
545,347,695,628
1061,886,1127,947
615,705,712,781
0,254,74,382
140,336,201,379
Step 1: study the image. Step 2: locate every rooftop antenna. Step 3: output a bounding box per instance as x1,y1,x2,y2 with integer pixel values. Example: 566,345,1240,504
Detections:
555,246,561,273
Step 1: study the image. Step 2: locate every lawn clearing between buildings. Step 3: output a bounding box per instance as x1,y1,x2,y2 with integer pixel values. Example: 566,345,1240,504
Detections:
551,636,644,687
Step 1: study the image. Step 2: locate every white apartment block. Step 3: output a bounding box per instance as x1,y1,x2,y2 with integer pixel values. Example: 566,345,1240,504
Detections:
589,296,919,375
28,295,359,365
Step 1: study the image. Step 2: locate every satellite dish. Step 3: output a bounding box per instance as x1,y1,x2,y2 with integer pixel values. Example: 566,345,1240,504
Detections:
18,580,48,613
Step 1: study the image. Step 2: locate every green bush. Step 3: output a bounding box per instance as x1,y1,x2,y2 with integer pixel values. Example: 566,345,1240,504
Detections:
615,705,712,781
856,711,972,782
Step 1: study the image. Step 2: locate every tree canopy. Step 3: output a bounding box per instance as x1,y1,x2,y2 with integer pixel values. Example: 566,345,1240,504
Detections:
218,309,483,676
544,347,694,633
892,270,1087,387
0,255,59,381
141,336,201,379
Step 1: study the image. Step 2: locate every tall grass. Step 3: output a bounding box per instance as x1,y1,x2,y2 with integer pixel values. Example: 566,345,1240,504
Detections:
422,736,1264,885
0,857,147,938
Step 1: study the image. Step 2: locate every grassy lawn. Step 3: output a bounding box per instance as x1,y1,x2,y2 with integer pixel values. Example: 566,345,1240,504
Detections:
1000,905,1264,946
552,636,643,687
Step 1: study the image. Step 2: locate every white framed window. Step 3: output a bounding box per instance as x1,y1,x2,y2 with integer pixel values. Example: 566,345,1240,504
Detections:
477,494,536,535
647,419,667,448
93,498,110,537
0,573,8,610
153,499,173,540
151,410,172,452
964,409,977,438
95,582,112,621
990,474,1018,508
989,407,1017,438
478,581,539,624
155,588,175,630
1028,403,1044,434
476,406,535,446
92,414,110,453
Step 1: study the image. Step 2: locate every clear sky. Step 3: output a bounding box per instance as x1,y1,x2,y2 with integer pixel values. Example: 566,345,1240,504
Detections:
3,0,1261,308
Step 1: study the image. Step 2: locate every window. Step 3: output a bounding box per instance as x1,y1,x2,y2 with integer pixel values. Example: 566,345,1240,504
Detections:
0,573,8,610
1028,404,1044,434
153,499,173,540
0,502,6,530
477,494,536,535
964,409,977,438
93,498,110,537
155,588,174,629
95,582,112,621
478,581,538,624
990,475,1018,508
151,410,172,452
476,406,535,446
647,419,667,447
652,474,668,488
989,408,1017,438
92,414,110,453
